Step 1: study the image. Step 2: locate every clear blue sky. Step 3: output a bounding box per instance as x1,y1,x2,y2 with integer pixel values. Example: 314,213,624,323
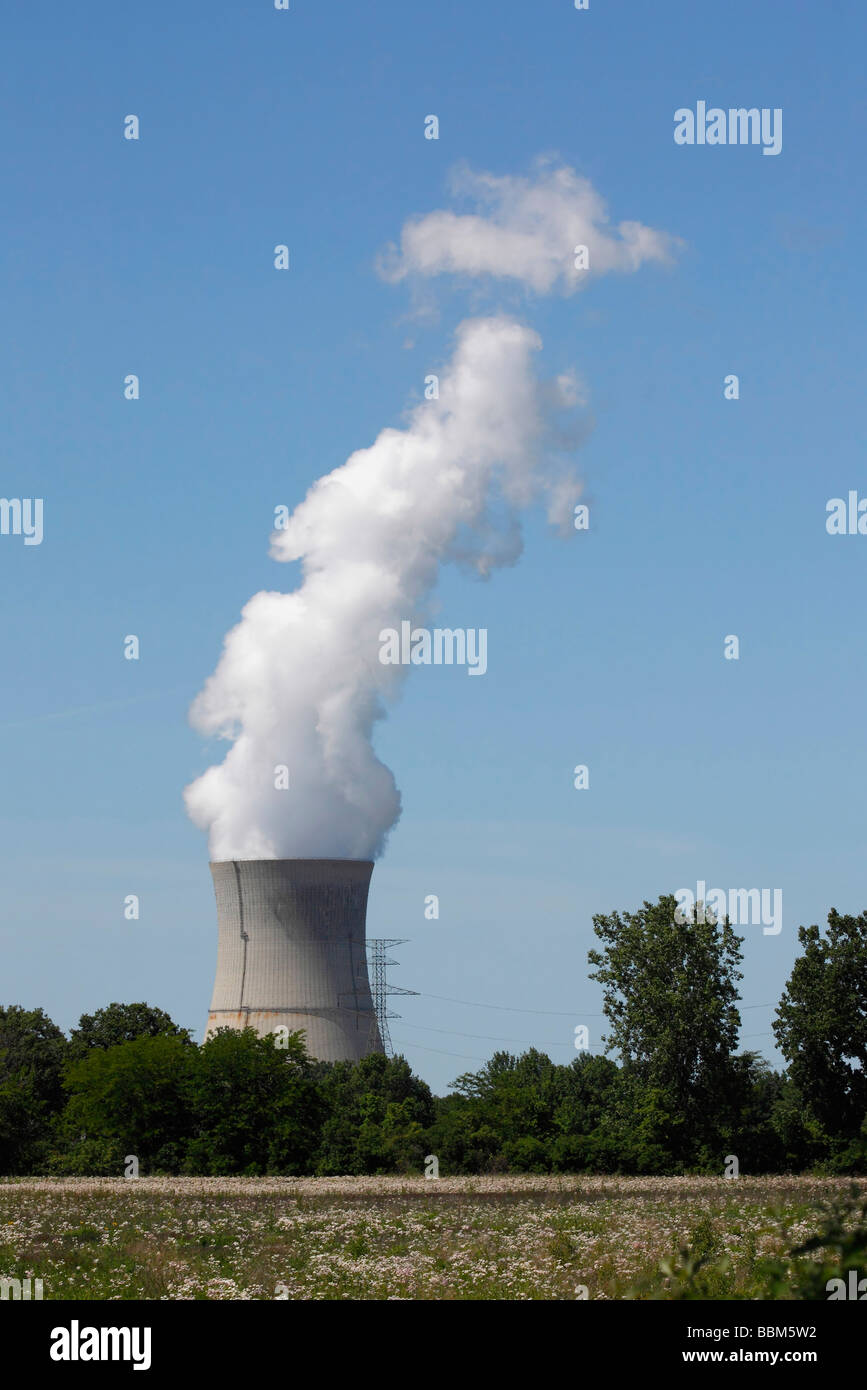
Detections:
2,0,864,1093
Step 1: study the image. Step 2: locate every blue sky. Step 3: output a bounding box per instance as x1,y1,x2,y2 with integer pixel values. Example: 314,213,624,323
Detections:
2,0,865,1093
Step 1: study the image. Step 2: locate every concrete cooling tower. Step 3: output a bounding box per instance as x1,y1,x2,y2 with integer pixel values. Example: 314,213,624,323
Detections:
204,858,384,1062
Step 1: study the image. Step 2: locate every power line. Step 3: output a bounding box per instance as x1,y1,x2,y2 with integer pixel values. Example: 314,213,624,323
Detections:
390,1039,490,1063
418,990,775,1016
400,1021,577,1046
400,1019,777,1048
419,992,601,1016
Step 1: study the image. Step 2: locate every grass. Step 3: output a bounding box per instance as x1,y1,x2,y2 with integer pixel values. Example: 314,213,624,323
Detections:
0,1175,862,1301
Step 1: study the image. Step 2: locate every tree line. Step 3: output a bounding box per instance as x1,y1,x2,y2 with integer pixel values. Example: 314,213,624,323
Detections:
0,896,864,1176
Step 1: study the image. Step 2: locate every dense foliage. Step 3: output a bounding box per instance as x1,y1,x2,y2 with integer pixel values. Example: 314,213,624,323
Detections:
0,896,864,1176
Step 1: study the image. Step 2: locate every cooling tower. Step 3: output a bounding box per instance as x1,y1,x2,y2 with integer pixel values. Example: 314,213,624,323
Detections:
205,858,384,1062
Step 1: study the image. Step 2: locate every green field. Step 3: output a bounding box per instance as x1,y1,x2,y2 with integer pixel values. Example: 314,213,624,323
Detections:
1,1176,864,1301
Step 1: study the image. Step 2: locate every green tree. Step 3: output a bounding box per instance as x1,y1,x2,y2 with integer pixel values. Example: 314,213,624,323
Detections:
769,1075,828,1171
588,894,744,1167
314,1053,434,1174
0,1005,68,1174
186,1028,322,1175
427,1093,504,1174
773,909,867,1160
68,1002,193,1059
53,1033,194,1175
549,1054,628,1173
719,1053,787,1174
447,1049,559,1172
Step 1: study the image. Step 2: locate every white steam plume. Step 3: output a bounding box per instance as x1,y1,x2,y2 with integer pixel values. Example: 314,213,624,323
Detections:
377,161,679,294
184,315,580,861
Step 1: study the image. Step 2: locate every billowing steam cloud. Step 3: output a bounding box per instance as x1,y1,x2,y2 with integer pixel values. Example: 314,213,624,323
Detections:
185,316,580,861
377,161,678,294
186,164,676,861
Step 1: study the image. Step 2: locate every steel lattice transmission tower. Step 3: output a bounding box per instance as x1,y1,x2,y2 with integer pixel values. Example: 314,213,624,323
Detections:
366,939,417,1057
